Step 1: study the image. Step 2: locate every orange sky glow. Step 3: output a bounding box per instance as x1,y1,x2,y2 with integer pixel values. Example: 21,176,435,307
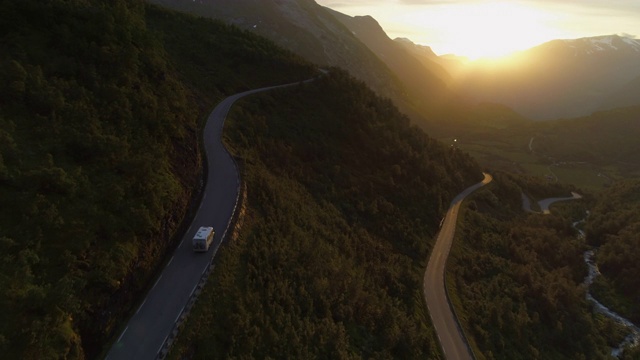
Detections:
315,0,640,59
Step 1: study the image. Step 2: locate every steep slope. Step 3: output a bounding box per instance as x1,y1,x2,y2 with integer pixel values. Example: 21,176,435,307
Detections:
147,0,403,101
0,1,200,357
144,0,455,132
0,1,315,358
320,7,532,135
586,180,640,325
448,172,615,358
146,0,534,136
168,69,483,359
325,9,450,96
453,35,640,120
393,37,454,84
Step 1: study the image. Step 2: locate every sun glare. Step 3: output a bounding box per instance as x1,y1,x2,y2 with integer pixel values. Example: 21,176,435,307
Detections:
403,2,562,60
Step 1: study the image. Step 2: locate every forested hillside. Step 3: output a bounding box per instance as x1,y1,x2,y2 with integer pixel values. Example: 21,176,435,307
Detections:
446,104,640,192
448,173,624,359
531,107,640,172
0,1,314,358
167,70,482,358
586,180,640,325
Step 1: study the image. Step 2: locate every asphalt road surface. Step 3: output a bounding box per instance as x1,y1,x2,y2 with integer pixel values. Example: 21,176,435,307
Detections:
106,81,306,360
538,192,582,214
424,173,492,360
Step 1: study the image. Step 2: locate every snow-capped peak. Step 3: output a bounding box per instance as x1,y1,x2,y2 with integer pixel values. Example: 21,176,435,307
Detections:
621,36,640,50
563,35,640,55
590,36,617,50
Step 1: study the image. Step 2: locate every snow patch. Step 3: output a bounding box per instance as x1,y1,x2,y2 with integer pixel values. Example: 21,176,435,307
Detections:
565,35,640,55
621,37,640,52
588,36,617,51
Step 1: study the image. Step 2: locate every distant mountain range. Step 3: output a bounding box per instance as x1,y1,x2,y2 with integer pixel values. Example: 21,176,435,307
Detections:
325,10,451,92
150,0,640,122
562,35,640,56
450,35,640,119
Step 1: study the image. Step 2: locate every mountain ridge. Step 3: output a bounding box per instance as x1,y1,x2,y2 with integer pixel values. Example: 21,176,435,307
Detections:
559,34,640,56
450,34,640,120
147,0,406,102
324,8,452,98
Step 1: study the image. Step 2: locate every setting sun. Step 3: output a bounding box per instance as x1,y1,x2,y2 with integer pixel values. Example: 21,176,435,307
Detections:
318,0,640,60
417,2,561,59
382,1,564,60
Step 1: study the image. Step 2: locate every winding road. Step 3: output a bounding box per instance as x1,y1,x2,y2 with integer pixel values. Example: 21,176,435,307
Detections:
537,192,582,214
106,80,307,360
522,191,582,214
424,173,492,360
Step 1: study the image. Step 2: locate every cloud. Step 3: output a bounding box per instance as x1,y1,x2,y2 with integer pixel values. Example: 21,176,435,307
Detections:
316,0,640,52
318,0,385,6
321,0,476,6
522,0,640,12
320,0,640,13
397,0,466,4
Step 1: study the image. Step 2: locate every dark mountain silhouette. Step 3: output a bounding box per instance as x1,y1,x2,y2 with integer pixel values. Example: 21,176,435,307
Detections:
325,9,451,96
148,0,405,101
147,1,640,135
393,37,455,84
146,0,486,132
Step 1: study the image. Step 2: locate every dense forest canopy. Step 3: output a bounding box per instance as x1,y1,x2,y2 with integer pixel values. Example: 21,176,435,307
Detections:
2,0,638,359
0,0,199,357
448,172,631,359
168,69,483,358
585,180,640,325
530,107,640,174
449,105,640,186
0,0,314,358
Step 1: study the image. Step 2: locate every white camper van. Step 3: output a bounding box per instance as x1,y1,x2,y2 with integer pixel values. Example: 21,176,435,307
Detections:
192,226,215,252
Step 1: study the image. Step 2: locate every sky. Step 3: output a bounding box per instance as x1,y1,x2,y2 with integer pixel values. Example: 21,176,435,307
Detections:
314,0,640,59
